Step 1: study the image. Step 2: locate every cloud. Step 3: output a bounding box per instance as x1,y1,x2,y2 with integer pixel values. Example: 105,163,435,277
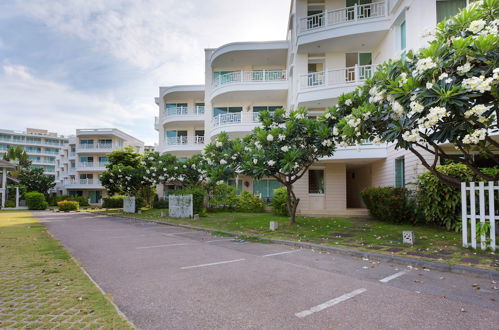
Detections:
0,64,155,143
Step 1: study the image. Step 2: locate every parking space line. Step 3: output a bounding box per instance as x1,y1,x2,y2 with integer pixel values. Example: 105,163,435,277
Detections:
379,270,409,283
181,258,245,270
262,250,300,257
295,288,367,318
136,243,190,249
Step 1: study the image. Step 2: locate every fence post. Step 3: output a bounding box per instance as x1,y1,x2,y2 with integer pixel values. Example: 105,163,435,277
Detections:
478,181,486,250
469,182,477,249
488,181,496,251
461,182,468,248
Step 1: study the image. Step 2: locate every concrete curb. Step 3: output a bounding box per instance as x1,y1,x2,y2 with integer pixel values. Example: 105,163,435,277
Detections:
97,212,499,279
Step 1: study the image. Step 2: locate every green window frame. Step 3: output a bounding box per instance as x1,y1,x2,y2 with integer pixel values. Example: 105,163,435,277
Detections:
395,157,405,188
400,20,406,51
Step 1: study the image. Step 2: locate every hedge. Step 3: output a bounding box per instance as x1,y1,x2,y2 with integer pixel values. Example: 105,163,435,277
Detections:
173,187,205,215
361,187,417,224
57,200,79,212
25,192,48,210
271,187,288,216
102,196,124,208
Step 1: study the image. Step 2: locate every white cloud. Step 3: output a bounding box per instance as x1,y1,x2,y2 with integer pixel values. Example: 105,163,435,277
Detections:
15,0,289,84
0,64,155,143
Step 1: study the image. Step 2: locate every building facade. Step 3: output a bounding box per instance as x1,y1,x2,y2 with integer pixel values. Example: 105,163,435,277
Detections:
155,0,473,215
0,128,69,176
55,128,144,204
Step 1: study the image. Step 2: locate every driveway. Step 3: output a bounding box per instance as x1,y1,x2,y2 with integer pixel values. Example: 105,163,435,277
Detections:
34,211,499,330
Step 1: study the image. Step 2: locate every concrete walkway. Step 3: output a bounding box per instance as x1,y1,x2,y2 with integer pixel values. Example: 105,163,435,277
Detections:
35,211,499,330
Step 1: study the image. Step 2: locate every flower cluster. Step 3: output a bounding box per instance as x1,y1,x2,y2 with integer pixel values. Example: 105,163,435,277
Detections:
463,128,487,145
462,75,494,93
417,106,449,130
413,57,437,76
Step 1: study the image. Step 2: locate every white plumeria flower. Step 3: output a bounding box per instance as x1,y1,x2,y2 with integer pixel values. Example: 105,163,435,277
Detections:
438,73,449,80
467,19,486,34
281,146,289,152
445,78,453,84
215,141,223,148
457,62,472,74
220,159,227,165
267,160,276,166
267,134,274,142
278,134,286,141
345,99,353,106
216,180,224,185
426,82,434,89
253,159,258,164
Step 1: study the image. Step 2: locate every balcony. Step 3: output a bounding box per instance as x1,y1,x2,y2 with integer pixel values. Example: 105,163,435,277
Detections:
296,2,390,51
76,143,114,153
297,65,373,105
162,136,205,153
209,112,262,139
76,162,108,171
210,70,288,103
161,106,205,126
63,178,103,189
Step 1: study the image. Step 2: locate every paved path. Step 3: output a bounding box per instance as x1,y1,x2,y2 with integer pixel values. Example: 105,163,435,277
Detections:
34,211,499,330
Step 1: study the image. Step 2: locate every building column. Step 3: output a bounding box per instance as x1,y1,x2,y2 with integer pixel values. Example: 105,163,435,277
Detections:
1,168,6,209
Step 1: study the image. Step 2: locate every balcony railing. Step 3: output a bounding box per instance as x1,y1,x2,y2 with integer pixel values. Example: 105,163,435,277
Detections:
78,143,113,149
196,105,205,115
164,106,204,117
300,65,373,89
166,136,205,145
213,70,287,87
78,162,108,168
299,1,386,33
212,112,262,128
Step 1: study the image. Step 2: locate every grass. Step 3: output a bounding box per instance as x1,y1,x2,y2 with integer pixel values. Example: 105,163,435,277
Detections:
0,210,133,329
101,208,499,271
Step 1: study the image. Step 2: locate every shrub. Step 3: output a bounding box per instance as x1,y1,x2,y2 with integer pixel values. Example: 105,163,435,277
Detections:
271,187,288,216
72,196,90,207
25,192,48,210
135,196,145,212
417,163,474,231
57,200,79,212
209,184,238,211
236,191,265,212
361,187,416,224
152,195,168,209
173,187,205,214
48,195,90,207
4,201,16,208
102,196,124,208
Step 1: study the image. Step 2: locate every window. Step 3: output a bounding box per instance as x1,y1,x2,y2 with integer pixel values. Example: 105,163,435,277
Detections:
80,156,93,163
98,139,112,146
253,179,282,202
165,130,187,144
309,169,325,194
213,107,243,117
253,106,283,112
228,179,243,195
436,0,467,23
80,139,93,145
80,173,93,180
395,157,405,187
99,156,108,163
165,103,188,115
400,20,406,51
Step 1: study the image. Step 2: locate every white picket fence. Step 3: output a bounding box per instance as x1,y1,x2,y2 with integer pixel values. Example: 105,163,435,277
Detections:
461,182,497,251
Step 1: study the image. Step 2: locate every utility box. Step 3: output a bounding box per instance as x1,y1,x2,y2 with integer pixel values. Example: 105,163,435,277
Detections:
403,231,414,245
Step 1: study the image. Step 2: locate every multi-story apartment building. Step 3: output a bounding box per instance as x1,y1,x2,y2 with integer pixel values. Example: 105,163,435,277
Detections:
156,0,474,215
0,128,69,176
55,128,144,204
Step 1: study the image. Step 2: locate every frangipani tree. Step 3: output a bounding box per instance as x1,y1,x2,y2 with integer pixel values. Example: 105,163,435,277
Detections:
203,132,243,187
333,0,499,187
235,108,337,224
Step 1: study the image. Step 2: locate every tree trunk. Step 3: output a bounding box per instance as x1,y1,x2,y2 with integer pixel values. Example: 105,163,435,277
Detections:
285,184,300,225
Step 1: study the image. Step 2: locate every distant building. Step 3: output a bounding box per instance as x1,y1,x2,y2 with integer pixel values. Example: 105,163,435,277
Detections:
54,128,144,205
0,128,69,176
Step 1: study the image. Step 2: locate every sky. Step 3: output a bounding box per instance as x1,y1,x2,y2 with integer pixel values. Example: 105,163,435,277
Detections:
0,0,290,145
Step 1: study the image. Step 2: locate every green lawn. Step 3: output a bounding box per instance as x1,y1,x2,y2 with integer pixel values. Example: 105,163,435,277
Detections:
102,208,498,271
0,210,133,329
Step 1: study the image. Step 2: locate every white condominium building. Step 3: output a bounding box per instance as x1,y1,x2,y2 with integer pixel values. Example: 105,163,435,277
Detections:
156,0,478,215
55,128,144,205
0,128,69,176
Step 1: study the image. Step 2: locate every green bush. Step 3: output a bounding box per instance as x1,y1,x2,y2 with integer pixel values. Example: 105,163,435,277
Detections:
72,196,90,207
173,187,205,214
361,187,416,224
102,196,124,208
417,163,474,231
135,196,145,212
209,184,238,211
152,195,168,209
25,192,48,210
271,187,288,216
48,195,90,207
4,201,16,208
236,191,265,212
7,184,27,202
57,200,79,212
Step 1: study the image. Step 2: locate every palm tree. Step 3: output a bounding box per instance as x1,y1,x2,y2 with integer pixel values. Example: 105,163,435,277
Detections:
3,146,31,176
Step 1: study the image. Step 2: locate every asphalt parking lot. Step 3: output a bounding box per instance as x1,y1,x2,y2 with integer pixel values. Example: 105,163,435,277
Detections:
34,211,499,330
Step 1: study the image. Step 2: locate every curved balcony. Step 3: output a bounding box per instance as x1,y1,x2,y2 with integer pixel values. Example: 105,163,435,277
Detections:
297,2,390,52
161,106,205,126
76,143,114,153
75,162,108,172
161,136,205,154
209,112,261,139
210,70,288,103
296,65,373,106
63,178,103,189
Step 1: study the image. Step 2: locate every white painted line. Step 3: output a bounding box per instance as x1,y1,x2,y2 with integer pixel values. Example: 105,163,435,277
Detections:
295,288,367,318
136,243,190,250
262,250,300,257
162,231,192,236
181,258,245,270
379,270,408,283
